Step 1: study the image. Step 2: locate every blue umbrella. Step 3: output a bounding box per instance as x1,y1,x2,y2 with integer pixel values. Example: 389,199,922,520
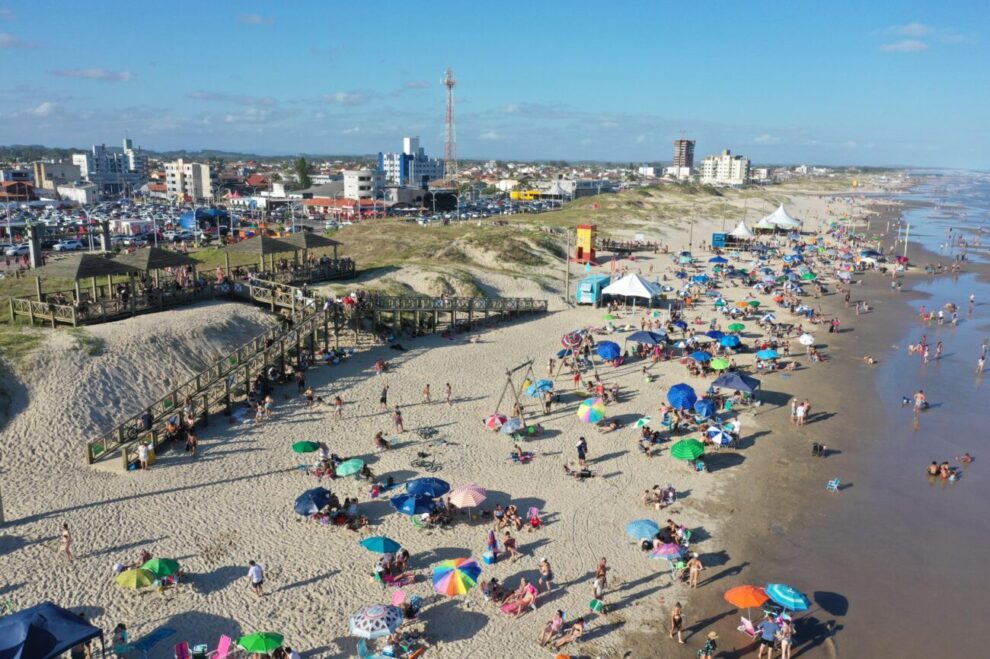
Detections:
691,274,709,283
625,519,661,540
675,270,688,279
672,320,688,330
720,335,741,348
596,341,622,361
627,330,666,345
667,383,697,410
526,379,555,397
706,330,725,340
406,477,450,498
712,372,761,394
765,583,811,611
689,351,712,362
709,256,729,264
360,536,401,554
694,399,715,419
390,493,437,516
293,487,333,516
756,349,779,360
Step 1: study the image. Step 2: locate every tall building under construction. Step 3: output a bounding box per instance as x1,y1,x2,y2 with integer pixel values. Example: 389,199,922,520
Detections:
673,139,695,169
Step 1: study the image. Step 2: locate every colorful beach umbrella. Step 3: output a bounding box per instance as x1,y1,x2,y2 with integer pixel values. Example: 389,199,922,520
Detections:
650,543,684,560
706,426,733,447
449,484,487,508
765,583,811,611
670,439,705,461
349,604,403,640
406,477,450,498
294,487,333,515
596,341,622,361
577,398,606,423
116,568,156,590
500,417,525,434
432,558,481,596
390,493,436,516
237,632,284,655
360,536,402,555
710,357,730,371
634,416,653,428
626,519,661,540
142,558,180,578
526,379,554,397
667,383,697,409
756,349,779,360
728,322,745,332
335,458,364,477
485,414,507,430
724,585,770,609
292,440,321,454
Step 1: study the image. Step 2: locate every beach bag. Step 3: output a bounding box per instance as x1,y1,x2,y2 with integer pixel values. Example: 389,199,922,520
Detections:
589,598,605,613
482,551,496,565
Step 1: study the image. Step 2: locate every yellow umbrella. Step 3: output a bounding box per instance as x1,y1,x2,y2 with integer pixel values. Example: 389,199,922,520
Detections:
116,568,156,589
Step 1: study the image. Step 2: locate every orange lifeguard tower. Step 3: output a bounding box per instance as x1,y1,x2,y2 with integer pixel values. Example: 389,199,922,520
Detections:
573,224,597,265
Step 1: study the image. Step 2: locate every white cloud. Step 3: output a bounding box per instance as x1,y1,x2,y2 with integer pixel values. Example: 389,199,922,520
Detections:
186,90,275,107
886,22,933,37
753,133,781,144
0,31,36,48
341,127,361,135
880,39,929,53
29,101,57,117
222,107,272,124
479,130,500,141
50,68,132,82
236,14,274,26
322,91,371,106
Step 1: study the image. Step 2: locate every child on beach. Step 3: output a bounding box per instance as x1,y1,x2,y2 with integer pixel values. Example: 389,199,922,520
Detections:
392,407,404,432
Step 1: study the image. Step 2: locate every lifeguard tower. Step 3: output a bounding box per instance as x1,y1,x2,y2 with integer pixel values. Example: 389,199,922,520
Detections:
573,224,598,265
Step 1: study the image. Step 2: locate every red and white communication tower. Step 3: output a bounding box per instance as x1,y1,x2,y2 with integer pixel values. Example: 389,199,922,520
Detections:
442,67,458,181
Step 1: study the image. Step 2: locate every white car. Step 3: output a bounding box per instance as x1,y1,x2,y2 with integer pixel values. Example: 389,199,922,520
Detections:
5,244,30,256
53,240,83,251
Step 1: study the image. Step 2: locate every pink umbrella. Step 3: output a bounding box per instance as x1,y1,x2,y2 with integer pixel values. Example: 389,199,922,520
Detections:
449,485,487,508
650,543,684,561
485,414,507,431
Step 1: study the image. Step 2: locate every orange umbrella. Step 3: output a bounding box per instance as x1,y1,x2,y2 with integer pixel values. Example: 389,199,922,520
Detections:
724,585,769,609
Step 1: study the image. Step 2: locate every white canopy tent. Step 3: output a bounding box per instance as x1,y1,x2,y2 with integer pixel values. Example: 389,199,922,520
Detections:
602,272,662,308
729,221,756,239
760,204,803,230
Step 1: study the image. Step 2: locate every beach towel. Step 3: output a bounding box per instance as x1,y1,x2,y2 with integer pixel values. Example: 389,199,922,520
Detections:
129,626,177,654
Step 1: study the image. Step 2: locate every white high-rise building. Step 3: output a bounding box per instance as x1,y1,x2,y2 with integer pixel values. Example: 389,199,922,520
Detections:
165,159,214,202
71,138,148,196
698,149,750,186
378,136,445,187
343,169,383,199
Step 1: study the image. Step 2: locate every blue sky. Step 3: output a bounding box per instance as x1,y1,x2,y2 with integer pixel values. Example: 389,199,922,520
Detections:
0,1,987,168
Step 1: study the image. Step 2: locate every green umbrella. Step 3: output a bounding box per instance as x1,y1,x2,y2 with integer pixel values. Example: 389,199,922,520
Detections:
116,568,156,590
670,439,705,461
714,300,726,308
237,632,284,655
801,272,817,281
142,557,180,578
710,358,730,371
336,458,364,477
728,323,745,332
747,300,761,307
292,441,321,454
603,314,616,321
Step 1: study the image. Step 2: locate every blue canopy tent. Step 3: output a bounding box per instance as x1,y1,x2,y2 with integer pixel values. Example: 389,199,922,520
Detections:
179,207,229,232
626,330,666,346
712,372,762,395
0,602,104,659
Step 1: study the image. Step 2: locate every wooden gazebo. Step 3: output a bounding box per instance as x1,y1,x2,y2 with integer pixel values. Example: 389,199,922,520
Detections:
32,253,140,302
281,232,341,260
114,247,201,286
222,235,298,272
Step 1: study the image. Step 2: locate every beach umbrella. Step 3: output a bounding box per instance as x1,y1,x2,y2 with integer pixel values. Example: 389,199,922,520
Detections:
713,372,761,394
672,320,688,330
667,384,697,410
116,568,156,590
747,300,761,307
710,357,730,371
694,399,715,418
526,379,554,397
719,335,741,349
406,477,450,498
679,255,694,264
603,314,617,321
714,299,726,308
237,632,284,655
670,439,705,461
596,341,621,361
692,274,709,284
292,440,321,454
707,426,733,447
500,417,525,434
294,487,333,515
577,398,607,423
735,301,750,309
432,558,482,596
561,331,583,348
650,543,684,561
335,458,364,477
627,330,666,345
801,272,818,281
761,313,777,322
390,493,436,516
142,557,180,578
349,604,403,640
756,349,779,360
765,583,811,611
709,256,729,264
706,330,725,340
634,416,653,428
626,519,661,540
689,350,712,362
449,484,487,508
798,333,815,346
728,322,745,332
360,536,402,555
675,270,687,279
651,310,663,318
485,414,507,431
725,585,770,610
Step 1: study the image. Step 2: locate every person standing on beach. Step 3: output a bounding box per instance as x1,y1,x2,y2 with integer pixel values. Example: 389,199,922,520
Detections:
756,615,780,659
422,384,431,404
914,390,926,411
60,522,73,562
543,390,553,415
247,560,265,597
935,341,943,360
698,631,718,659
790,399,798,424
594,557,609,592
379,384,389,411
669,601,685,643
576,437,588,467
333,395,344,420
445,382,453,406
137,442,150,471
978,355,986,375
393,407,404,433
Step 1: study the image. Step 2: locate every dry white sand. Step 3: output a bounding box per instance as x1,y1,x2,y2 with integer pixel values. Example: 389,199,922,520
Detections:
0,190,873,658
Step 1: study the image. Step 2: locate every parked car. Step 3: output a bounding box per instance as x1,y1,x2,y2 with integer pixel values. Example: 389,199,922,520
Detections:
5,244,30,256
53,240,83,251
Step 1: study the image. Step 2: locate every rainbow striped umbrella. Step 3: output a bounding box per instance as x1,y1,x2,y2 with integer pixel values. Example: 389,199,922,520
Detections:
432,558,482,596
485,414,507,431
650,543,684,561
576,397,606,423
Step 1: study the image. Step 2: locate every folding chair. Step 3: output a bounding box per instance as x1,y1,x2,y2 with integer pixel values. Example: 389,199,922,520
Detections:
826,478,840,492
207,635,233,658
174,642,190,659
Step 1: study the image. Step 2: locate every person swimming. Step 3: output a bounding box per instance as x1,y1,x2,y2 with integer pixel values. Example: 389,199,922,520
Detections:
959,453,974,464
927,461,939,476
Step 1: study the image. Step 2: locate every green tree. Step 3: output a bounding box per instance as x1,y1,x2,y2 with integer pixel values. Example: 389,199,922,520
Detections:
294,156,312,189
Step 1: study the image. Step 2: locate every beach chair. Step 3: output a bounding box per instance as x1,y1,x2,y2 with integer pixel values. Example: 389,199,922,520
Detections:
174,642,191,659
737,616,760,639
206,635,233,658
826,478,841,492
410,515,431,530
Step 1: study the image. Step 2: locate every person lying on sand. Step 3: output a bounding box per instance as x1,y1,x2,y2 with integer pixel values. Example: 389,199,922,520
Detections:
553,617,586,649
564,464,595,480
